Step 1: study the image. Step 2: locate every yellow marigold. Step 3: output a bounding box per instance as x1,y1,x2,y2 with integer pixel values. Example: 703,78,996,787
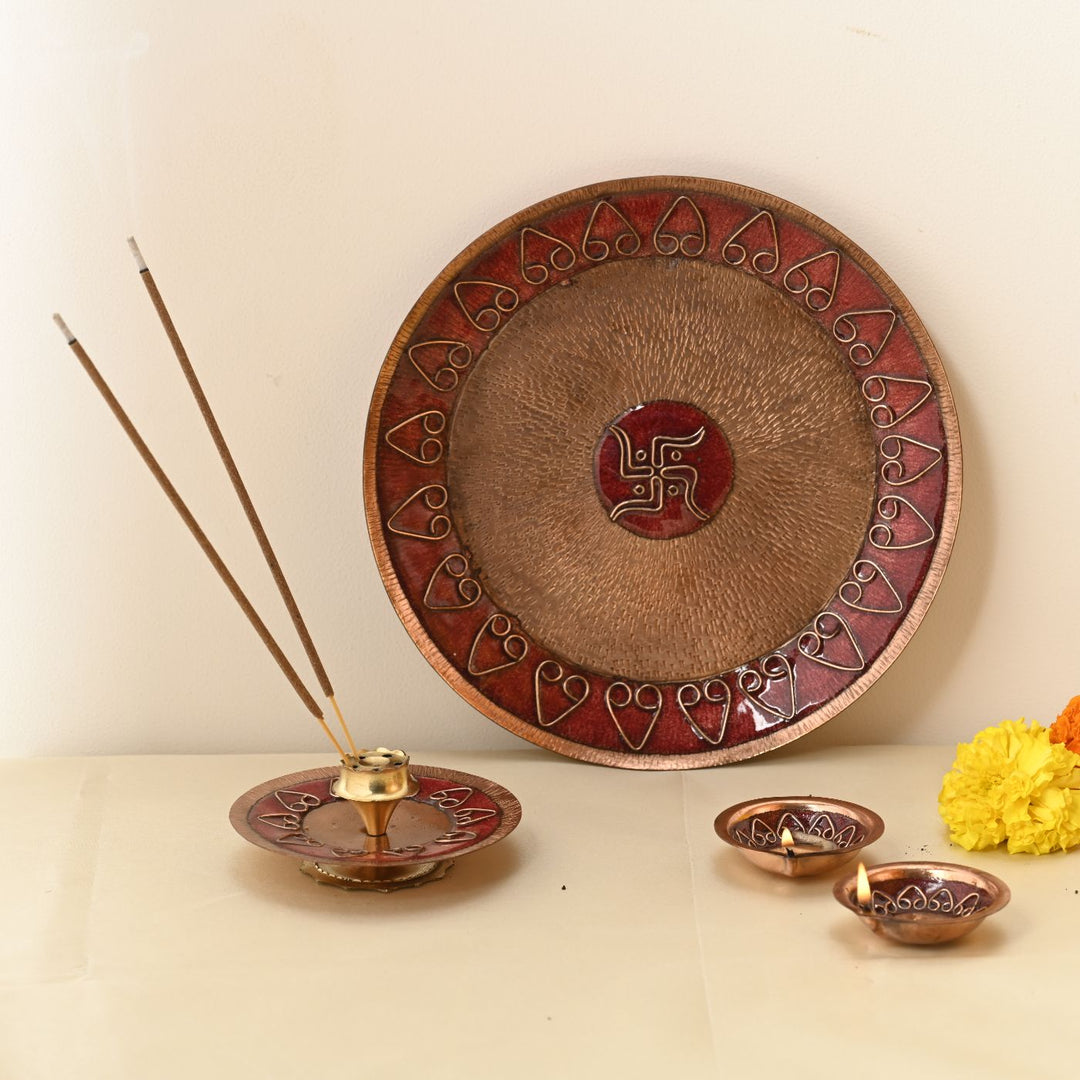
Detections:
939,719,1080,854
1049,695,1080,755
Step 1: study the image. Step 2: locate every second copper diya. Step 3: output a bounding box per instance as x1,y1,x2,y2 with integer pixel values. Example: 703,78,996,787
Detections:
365,176,961,768
715,796,884,877
834,861,1010,945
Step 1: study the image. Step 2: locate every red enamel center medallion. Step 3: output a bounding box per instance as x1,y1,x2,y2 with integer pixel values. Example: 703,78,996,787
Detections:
593,400,734,539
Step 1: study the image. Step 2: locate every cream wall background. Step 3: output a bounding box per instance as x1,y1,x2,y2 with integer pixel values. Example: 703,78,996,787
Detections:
2,1,1077,757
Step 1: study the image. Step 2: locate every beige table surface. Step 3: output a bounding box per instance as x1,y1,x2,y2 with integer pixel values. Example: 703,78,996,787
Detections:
2,744,1073,1080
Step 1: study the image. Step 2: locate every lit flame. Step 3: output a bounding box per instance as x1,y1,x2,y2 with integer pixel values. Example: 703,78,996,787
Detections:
780,827,795,849
856,862,872,908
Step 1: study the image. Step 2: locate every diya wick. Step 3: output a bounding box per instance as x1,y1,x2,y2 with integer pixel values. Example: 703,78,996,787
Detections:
834,861,1010,946
714,796,884,878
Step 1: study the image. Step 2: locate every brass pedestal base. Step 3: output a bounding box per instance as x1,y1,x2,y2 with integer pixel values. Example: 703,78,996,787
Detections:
299,858,453,892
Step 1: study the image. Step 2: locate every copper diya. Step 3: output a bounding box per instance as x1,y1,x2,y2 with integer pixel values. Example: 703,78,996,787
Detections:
231,757,521,891
714,796,884,877
834,861,1010,945
365,177,961,768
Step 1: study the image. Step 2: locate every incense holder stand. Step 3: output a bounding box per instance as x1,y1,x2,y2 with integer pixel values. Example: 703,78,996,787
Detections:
834,861,1010,945
231,758,521,893
714,796,884,878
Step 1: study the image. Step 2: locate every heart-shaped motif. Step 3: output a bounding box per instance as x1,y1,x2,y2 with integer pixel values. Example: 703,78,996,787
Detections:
407,339,472,392
426,786,474,809
423,553,482,610
797,612,866,672
879,435,943,487
257,812,303,831
869,495,935,550
782,249,840,311
833,307,897,366
453,279,519,332
722,208,780,274
675,677,731,746
519,226,576,284
581,198,641,261
385,484,451,541
604,682,663,751
467,613,528,677
534,660,590,728
738,654,797,723
861,375,933,429
453,806,497,827
272,789,323,812
839,559,904,615
384,409,447,465
776,811,805,837
652,194,707,257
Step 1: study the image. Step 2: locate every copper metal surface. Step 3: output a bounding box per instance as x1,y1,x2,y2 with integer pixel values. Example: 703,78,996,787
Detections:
714,796,884,877
365,177,962,768
833,861,1010,944
231,763,521,892
451,259,876,681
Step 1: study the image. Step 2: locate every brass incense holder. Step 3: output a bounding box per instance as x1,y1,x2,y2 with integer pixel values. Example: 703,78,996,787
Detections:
231,751,521,892
714,796,884,878
834,861,1010,945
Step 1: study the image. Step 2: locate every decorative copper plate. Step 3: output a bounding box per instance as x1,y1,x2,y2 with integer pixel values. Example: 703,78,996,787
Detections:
364,177,960,769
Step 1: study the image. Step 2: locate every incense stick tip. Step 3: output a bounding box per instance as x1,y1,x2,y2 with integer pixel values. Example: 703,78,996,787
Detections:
126,236,148,272
52,313,75,343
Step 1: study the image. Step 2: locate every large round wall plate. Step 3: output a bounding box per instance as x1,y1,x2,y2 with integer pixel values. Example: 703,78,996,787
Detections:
364,177,960,769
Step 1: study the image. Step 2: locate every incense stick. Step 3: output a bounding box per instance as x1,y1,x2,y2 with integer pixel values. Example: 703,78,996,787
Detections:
127,237,357,756
53,313,348,761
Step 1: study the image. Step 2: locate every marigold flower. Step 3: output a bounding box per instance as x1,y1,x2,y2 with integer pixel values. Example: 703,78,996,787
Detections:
1049,696,1080,755
939,719,1080,854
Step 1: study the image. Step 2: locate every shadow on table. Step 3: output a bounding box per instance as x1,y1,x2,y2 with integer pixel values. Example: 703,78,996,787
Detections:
227,837,524,914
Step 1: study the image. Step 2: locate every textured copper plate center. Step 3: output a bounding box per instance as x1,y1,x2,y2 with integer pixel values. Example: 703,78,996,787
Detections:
448,258,877,683
594,399,734,539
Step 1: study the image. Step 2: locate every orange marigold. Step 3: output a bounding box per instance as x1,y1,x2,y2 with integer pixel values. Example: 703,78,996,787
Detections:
1050,695,1080,755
